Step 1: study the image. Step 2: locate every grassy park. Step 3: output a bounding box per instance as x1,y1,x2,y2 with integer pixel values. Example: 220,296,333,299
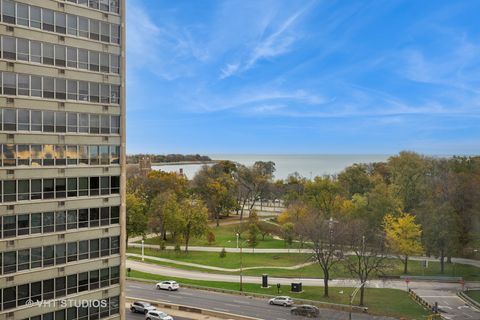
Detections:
128,247,480,280
137,221,301,249
127,269,430,319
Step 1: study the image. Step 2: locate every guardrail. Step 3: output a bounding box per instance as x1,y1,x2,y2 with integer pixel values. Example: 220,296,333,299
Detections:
407,289,443,319
458,290,480,310
127,277,369,314
126,296,260,320
400,276,463,282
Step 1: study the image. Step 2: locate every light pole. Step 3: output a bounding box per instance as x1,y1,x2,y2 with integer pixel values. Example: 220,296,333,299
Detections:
240,243,243,292
349,281,366,320
238,239,248,292
141,240,145,261
236,233,239,249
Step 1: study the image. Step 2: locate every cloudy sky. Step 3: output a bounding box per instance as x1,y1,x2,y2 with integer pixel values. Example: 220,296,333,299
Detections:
126,0,480,155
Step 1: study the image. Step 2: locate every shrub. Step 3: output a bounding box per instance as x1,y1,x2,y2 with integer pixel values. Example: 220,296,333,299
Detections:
207,231,216,245
219,247,227,258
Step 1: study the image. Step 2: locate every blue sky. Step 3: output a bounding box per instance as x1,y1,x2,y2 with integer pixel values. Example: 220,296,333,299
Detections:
126,0,480,155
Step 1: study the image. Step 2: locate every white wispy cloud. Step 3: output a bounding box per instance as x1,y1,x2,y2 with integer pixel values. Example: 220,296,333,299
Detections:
126,2,209,81
219,1,317,79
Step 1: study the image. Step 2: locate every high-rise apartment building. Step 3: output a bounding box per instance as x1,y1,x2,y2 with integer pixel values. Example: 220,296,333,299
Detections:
0,0,125,319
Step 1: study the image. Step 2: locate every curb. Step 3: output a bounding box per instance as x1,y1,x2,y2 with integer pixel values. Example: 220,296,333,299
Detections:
127,277,369,314
458,291,480,311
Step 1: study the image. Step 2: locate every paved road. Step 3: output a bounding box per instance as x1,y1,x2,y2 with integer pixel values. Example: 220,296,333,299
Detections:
127,260,480,319
126,280,394,320
126,310,189,320
127,260,475,290
410,288,480,320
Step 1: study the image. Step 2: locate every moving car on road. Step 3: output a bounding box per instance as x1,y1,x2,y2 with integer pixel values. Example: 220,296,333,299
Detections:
268,296,294,307
290,305,320,317
156,280,180,291
130,301,156,314
145,310,174,320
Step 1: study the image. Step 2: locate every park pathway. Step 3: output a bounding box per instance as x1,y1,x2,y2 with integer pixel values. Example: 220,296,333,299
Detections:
127,253,315,272
128,243,480,269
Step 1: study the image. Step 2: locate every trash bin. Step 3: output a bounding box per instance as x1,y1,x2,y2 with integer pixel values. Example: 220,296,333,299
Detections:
262,274,268,288
291,282,302,292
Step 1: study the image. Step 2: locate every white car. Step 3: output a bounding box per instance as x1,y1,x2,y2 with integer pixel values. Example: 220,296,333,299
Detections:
269,296,294,307
145,310,173,320
156,280,180,291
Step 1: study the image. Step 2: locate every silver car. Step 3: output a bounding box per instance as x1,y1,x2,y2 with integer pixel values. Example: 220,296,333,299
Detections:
268,296,294,307
130,301,156,314
145,310,174,320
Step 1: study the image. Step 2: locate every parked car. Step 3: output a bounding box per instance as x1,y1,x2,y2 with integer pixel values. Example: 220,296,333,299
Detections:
130,301,156,314
145,310,174,320
290,305,320,317
156,280,180,291
268,296,294,307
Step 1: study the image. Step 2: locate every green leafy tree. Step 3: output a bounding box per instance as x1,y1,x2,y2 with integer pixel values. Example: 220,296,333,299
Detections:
193,162,238,226
304,176,343,218
338,164,373,198
282,222,295,248
177,198,210,252
247,223,260,252
387,151,429,212
126,193,148,244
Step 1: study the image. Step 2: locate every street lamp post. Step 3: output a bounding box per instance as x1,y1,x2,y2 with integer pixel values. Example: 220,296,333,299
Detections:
349,282,366,320
236,233,239,249
240,244,243,291
141,240,145,262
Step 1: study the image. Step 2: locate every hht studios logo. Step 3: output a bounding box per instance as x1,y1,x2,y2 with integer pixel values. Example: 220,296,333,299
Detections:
25,299,108,308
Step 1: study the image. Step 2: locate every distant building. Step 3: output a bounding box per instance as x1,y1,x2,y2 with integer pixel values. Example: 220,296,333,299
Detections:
0,1,126,319
139,156,152,176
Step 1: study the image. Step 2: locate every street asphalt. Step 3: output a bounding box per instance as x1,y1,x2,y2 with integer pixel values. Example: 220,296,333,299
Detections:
127,260,480,319
126,280,394,320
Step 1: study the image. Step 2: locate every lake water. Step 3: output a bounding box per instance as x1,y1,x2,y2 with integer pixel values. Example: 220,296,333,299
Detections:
153,154,391,180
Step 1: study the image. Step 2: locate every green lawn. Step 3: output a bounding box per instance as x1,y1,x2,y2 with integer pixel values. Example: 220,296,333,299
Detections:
465,290,480,303
139,222,301,249
127,269,430,319
128,247,312,269
127,248,480,280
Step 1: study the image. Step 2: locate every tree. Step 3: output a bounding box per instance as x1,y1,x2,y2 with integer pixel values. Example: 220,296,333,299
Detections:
387,151,429,212
295,210,345,297
304,176,343,218
192,163,238,226
148,192,178,242
418,159,460,271
235,162,276,220
247,223,260,252
177,198,209,252
207,231,216,245
282,223,295,248
338,164,373,198
383,213,423,274
126,193,148,245
344,220,389,306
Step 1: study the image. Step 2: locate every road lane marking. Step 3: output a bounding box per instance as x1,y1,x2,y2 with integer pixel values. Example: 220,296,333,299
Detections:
213,307,230,312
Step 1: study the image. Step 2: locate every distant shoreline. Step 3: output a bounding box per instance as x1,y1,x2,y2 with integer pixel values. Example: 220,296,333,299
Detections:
151,160,218,166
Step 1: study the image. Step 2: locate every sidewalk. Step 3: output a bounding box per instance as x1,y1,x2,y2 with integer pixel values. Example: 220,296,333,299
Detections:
127,243,480,268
